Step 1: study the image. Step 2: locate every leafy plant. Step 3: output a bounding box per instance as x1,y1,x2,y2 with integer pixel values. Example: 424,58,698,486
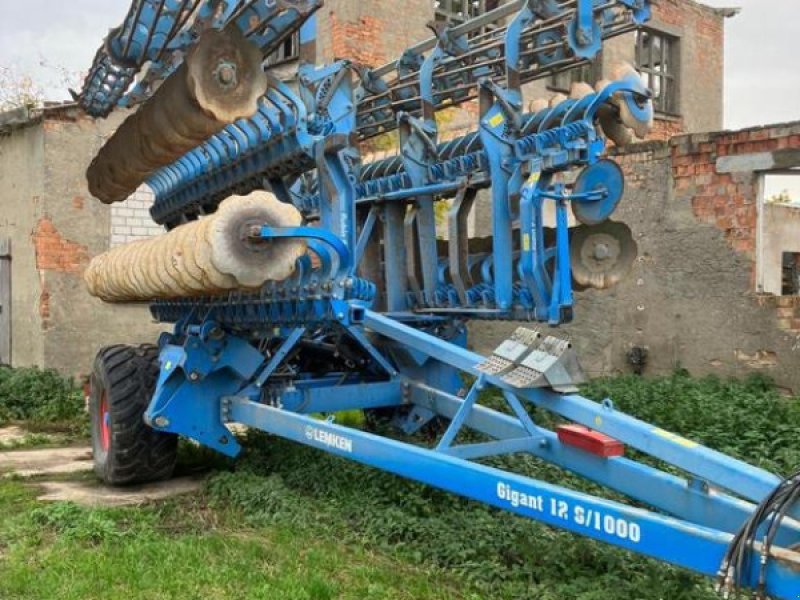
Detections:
581,372,800,475
0,366,85,425
29,503,128,544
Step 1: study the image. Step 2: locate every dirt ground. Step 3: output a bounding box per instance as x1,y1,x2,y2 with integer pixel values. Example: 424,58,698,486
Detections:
0,426,202,506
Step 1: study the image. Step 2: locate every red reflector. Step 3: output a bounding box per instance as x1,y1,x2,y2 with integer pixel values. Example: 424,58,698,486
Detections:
556,425,624,458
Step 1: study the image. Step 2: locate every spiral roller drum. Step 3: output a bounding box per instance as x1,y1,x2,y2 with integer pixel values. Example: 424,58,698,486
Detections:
85,192,306,302
86,26,268,204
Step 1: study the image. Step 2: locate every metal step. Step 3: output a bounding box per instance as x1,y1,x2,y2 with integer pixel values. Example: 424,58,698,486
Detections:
475,327,586,393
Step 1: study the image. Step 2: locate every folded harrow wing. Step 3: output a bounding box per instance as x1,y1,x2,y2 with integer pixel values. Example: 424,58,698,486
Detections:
78,1,800,598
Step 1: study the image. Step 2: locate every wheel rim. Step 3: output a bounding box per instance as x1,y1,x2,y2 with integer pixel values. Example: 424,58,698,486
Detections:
99,391,111,451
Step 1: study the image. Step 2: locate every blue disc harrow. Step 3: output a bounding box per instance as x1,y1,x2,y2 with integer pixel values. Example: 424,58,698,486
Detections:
77,1,800,598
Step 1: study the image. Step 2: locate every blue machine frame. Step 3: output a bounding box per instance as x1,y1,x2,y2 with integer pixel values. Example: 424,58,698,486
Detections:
143,307,800,598
78,1,799,598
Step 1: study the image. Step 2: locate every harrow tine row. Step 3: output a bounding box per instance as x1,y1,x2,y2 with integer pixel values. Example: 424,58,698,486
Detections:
77,0,321,117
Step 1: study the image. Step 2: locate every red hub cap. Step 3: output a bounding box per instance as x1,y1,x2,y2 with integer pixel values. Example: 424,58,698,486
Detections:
99,391,111,451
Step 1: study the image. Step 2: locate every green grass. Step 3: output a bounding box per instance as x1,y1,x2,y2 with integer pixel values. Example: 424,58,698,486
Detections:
0,371,797,599
0,479,472,600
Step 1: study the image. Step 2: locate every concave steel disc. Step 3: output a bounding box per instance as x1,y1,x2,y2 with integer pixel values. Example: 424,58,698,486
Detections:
570,221,637,290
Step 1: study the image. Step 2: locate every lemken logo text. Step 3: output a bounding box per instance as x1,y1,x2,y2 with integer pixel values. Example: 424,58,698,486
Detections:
304,425,353,453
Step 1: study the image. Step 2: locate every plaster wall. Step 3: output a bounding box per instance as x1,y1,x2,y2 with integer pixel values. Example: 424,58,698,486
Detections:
0,123,46,367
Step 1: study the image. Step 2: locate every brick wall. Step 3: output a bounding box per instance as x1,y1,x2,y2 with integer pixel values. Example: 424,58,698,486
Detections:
613,121,800,381
110,185,163,246
650,117,686,142
650,0,727,133
329,13,386,67
671,122,800,262
317,0,432,68
761,295,800,335
32,217,89,274
0,105,166,378
473,120,800,392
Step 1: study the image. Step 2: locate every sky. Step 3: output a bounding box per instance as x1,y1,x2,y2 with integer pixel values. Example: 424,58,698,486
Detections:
1,0,797,128
0,0,798,194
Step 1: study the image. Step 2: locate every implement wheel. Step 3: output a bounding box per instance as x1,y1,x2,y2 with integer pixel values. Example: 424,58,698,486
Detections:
90,344,177,485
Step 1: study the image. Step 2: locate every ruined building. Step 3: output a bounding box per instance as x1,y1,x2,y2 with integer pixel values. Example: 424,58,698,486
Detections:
1,0,798,391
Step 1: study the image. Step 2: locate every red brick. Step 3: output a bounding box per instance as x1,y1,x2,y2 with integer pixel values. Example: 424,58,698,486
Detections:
713,196,729,208
715,174,732,186
717,215,734,229
32,217,89,274
732,238,755,255
330,13,387,67
691,163,710,175
735,207,756,228
776,296,799,308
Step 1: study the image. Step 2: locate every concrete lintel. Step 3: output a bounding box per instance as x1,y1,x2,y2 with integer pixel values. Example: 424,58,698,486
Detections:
717,149,800,174
645,19,683,38
716,152,775,174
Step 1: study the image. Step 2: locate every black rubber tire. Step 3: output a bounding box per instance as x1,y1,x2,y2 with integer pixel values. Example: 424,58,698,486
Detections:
90,344,177,486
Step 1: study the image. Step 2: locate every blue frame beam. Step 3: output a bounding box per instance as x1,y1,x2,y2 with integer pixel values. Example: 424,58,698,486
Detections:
409,381,800,547
274,380,404,414
364,311,786,505
226,398,800,600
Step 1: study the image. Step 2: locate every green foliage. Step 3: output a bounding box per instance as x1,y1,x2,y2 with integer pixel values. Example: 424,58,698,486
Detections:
308,410,367,429
206,429,718,599
0,366,84,425
29,502,133,544
581,372,800,475
333,409,367,428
